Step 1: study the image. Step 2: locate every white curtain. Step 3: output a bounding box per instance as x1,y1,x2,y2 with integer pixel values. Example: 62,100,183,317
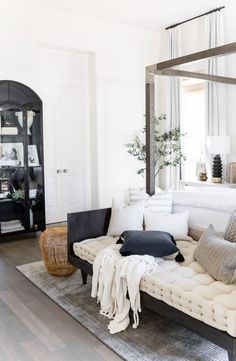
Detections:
205,10,226,177
205,10,225,136
164,27,181,189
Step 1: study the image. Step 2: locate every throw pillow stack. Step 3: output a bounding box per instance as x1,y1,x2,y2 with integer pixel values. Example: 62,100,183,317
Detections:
129,186,190,241
194,211,236,285
106,186,189,261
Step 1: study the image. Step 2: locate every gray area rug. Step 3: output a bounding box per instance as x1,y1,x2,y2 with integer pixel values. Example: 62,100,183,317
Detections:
17,261,227,361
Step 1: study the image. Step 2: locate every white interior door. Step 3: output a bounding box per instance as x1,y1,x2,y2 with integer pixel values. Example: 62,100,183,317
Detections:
35,46,92,223
41,85,64,222
60,85,86,215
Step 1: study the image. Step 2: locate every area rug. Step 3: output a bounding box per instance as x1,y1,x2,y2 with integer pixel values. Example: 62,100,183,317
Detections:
17,261,227,361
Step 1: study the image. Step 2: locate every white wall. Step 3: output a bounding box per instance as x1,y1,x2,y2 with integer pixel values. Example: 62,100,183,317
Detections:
0,0,160,210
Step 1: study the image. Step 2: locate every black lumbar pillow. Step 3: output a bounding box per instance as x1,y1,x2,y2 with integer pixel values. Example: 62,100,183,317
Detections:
117,230,185,262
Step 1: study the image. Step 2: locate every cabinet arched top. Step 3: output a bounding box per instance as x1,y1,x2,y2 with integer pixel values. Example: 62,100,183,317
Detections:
0,80,42,107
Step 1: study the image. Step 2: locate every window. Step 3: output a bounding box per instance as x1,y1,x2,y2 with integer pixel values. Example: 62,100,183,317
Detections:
181,77,206,181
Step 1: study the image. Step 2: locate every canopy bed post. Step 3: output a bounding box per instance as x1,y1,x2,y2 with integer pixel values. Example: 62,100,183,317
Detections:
145,66,156,196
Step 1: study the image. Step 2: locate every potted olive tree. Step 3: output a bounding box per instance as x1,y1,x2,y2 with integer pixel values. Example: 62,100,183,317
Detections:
126,114,186,179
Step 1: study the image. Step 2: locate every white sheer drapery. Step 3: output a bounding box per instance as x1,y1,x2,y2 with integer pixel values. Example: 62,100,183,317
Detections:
164,27,181,189
205,10,225,136
205,10,226,179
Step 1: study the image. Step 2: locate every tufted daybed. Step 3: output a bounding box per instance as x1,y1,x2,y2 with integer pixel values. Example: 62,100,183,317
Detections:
68,206,236,361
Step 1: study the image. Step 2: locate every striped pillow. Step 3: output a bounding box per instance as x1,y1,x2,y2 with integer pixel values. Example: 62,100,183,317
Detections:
107,198,145,237
224,209,236,242
129,187,172,214
194,225,236,284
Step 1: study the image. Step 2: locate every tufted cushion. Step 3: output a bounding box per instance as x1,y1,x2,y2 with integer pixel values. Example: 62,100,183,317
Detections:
73,236,236,337
73,236,117,264
194,225,236,285
224,209,236,242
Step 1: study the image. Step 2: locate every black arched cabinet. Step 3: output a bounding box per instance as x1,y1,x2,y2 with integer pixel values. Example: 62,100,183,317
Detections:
0,80,45,235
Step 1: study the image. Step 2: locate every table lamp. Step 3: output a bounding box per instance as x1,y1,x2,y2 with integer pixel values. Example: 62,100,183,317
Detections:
206,136,231,183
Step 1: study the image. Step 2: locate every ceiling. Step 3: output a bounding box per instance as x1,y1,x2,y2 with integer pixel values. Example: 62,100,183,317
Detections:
20,0,229,31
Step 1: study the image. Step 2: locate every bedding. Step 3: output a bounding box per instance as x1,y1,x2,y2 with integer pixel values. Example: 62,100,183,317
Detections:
173,205,230,233
172,188,236,213
172,189,235,233
129,187,172,214
73,236,236,337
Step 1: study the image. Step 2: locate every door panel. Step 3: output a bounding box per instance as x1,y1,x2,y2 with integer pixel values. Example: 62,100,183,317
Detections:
60,86,86,214
36,47,91,223
40,85,64,223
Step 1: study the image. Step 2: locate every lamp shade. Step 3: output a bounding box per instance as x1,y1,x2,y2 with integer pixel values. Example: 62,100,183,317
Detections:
206,136,231,155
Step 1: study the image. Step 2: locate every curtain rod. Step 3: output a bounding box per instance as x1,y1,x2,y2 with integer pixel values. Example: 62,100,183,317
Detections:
165,6,225,30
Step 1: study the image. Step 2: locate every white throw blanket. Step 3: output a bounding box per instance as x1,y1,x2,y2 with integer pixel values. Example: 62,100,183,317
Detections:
91,244,157,334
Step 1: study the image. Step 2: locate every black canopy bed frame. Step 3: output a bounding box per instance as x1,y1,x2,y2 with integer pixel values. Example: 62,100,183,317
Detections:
68,42,236,361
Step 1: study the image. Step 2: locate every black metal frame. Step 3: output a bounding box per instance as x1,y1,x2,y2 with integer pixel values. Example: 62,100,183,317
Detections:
68,208,236,361
0,80,46,236
145,42,236,195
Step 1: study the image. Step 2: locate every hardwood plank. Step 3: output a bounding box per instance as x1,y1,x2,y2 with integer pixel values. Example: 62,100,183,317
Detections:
0,235,123,361
0,346,12,361
0,339,32,361
95,344,123,361
22,340,57,361
0,299,34,343
0,290,66,352
64,339,107,361
52,346,86,361
0,300,33,361
22,339,81,361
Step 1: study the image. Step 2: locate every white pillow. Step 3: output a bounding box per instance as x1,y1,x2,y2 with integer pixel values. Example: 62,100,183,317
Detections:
107,198,144,237
144,211,190,240
129,186,172,214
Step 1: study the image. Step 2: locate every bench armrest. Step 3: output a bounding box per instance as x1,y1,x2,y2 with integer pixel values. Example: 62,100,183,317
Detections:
67,208,111,256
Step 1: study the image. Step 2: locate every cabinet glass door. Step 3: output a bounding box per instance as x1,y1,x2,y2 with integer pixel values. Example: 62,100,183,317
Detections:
0,104,26,234
0,81,45,237
26,104,44,231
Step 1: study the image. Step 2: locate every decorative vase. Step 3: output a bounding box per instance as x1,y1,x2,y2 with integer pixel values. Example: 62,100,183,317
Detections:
15,110,35,135
199,172,208,181
27,110,35,135
196,161,207,181
212,154,222,183
15,111,23,128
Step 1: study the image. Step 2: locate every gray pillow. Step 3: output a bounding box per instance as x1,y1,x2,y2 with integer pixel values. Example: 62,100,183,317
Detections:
224,209,236,242
194,225,236,285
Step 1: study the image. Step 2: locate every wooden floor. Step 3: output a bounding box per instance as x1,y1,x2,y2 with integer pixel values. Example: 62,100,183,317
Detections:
0,234,122,361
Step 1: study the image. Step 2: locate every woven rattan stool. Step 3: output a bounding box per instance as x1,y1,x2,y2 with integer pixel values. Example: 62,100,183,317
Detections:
39,226,76,276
